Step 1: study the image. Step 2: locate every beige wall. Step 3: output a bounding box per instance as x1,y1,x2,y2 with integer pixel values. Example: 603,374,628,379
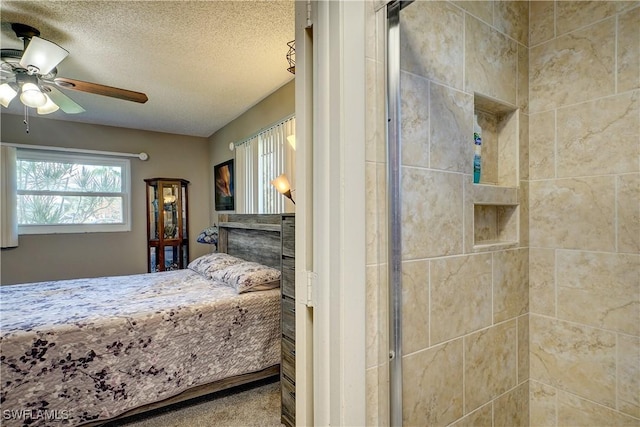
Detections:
208,79,295,222
528,2,639,424
0,114,211,285
366,1,530,425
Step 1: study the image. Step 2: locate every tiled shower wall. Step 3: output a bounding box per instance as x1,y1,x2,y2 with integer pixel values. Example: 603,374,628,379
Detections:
528,2,639,425
366,1,638,426
366,1,530,425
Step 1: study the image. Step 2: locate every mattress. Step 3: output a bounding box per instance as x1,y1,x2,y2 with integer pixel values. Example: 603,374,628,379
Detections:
0,269,281,426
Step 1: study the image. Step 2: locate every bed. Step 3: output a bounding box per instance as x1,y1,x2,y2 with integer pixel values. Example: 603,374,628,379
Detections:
0,214,285,427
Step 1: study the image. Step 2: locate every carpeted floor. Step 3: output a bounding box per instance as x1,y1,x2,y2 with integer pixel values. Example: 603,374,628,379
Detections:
104,377,282,427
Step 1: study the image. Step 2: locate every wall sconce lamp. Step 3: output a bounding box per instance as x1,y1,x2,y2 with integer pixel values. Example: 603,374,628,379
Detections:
271,173,295,204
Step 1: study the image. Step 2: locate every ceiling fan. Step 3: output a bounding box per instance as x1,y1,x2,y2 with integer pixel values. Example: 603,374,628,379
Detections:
0,23,148,118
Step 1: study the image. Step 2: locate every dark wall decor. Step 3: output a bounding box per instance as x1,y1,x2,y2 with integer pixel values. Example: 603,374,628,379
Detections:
214,159,235,211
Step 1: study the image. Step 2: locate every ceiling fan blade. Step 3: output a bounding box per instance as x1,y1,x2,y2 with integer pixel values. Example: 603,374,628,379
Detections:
54,77,148,104
43,85,86,114
19,37,69,75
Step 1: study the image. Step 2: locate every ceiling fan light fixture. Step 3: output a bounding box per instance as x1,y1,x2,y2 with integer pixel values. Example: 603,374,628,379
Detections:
0,83,18,108
37,94,59,115
20,82,47,108
19,36,69,75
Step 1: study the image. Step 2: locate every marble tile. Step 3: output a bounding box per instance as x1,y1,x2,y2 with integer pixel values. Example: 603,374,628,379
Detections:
529,248,555,317
618,173,640,254
529,315,617,407
430,254,492,345
466,15,518,105
493,248,529,323
556,1,623,36
557,390,640,426
365,58,385,164
518,180,529,247
530,380,557,427
556,91,639,178
429,82,473,173
493,382,529,427
469,182,518,205
529,177,616,251
465,321,518,412
375,163,388,264
401,71,430,169
529,1,555,46
377,2,387,61
474,205,499,242
618,334,640,418
365,162,381,265
449,402,492,427
403,340,464,427
454,1,493,24
518,314,529,383
366,367,379,427
618,6,640,92
528,110,555,180
400,1,464,90
365,0,376,61
620,2,640,11
519,112,529,180
557,251,640,336
529,20,615,112
402,259,429,355
378,263,389,365
401,168,464,259
366,364,390,427
494,0,529,46
366,264,382,368
497,110,519,187
476,109,499,184
518,45,529,113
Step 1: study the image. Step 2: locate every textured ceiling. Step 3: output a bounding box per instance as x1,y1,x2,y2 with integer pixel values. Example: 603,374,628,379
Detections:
0,0,295,137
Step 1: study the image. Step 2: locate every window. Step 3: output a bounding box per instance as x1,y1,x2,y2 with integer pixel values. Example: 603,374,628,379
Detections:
236,116,295,214
16,150,131,234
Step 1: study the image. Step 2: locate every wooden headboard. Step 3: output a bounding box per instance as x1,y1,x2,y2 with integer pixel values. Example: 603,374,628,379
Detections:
217,214,282,269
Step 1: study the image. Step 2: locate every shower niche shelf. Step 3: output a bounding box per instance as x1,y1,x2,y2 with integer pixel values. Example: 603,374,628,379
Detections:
474,94,518,187
468,183,520,252
473,203,519,251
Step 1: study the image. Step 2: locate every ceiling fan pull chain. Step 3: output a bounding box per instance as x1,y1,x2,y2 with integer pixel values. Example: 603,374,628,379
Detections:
23,105,30,134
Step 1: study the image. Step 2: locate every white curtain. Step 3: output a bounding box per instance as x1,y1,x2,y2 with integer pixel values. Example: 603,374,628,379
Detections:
234,136,258,213
258,117,296,213
235,117,295,214
1,145,18,248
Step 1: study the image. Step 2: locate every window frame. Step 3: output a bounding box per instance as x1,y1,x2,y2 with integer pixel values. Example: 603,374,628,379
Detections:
16,150,132,235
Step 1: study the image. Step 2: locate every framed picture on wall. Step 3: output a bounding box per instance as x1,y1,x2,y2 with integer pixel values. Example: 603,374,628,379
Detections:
214,159,235,211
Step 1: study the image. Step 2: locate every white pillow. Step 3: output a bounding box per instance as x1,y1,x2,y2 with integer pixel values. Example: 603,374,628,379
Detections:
211,261,281,293
187,253,244,279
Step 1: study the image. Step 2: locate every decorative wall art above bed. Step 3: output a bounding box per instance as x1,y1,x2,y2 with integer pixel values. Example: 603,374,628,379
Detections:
214,159,235,211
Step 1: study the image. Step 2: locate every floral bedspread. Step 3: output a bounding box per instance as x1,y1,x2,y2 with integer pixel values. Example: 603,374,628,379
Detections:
0,270,280,426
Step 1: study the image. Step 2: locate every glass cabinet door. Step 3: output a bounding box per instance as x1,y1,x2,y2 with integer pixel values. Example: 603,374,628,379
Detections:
161,183,180,240
145,178,189,273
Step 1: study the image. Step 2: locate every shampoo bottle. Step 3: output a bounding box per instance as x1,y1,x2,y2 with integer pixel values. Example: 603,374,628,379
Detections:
473,114,482,184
